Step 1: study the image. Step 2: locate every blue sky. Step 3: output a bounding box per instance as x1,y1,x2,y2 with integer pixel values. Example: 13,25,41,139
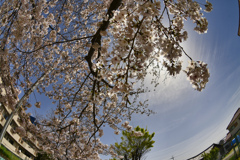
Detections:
100,0,240,160
26,0,240,160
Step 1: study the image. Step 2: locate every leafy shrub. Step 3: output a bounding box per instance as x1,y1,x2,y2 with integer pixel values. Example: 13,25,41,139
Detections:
202,147,219,160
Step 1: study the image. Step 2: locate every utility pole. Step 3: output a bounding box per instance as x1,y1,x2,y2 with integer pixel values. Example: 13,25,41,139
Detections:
238,0,240,36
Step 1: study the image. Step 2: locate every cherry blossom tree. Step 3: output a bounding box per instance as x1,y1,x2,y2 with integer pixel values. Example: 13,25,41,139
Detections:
0,0,212,159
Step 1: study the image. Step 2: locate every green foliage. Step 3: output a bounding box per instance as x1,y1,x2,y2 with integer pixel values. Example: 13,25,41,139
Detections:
202,147,219,160
228,155,240,160
0,145,21,160
112,126,155,160
229,156,235,160
35,151,53,160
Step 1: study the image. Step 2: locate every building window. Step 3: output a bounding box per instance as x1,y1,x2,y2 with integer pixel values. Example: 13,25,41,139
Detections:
19,146,32,159
3,112,9,120
10,121,17,130
23,138,34,149
5,134,14,146
234,122,238,127
230,122,238,131
9,138,14,145
24,151,32,158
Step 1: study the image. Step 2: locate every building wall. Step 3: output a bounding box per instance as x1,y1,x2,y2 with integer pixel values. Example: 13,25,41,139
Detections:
0,102,37,160
0,77,38,159
228,115,240,137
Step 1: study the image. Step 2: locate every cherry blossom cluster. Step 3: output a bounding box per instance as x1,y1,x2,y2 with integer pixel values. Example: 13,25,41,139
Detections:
184,61,210,91
121,121,132,131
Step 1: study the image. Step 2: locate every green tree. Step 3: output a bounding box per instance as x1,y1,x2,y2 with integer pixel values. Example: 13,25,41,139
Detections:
112,126,155,160
202,147,219,160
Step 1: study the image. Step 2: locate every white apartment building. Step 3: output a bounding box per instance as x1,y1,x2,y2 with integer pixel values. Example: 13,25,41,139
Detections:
0,78,37,160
